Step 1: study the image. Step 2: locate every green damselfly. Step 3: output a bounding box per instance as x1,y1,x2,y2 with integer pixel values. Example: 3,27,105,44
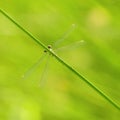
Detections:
22,24,85,85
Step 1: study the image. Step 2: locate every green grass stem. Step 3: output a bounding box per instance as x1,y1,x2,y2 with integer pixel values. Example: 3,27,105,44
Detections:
0,8,120,111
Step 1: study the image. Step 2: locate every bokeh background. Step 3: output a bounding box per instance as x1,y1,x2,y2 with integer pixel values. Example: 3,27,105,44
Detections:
0,0,120,120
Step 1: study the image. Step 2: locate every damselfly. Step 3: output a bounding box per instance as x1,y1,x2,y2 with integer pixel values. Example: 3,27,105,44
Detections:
22,24,85,85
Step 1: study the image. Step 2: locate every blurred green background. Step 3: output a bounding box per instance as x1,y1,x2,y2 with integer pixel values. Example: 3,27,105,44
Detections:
0,0,120,120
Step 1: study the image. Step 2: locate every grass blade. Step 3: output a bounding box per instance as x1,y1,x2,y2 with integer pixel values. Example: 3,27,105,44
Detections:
0,8,120,111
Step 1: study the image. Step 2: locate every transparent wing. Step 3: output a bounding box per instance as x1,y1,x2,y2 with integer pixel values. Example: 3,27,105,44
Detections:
53,24,76,48
22,54,46,80
39,55,50,87
55,40,85,52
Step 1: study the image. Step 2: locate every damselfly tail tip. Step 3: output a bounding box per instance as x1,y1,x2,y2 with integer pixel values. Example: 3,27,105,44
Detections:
80,40,86,45
80,40,85,43
21,75,25,80
72,23,76,28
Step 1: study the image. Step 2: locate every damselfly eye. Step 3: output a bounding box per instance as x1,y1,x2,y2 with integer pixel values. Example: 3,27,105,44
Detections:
44,50,47,53
48,45,52,49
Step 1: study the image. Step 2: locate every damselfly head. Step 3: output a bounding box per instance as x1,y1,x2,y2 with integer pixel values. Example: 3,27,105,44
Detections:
48,45,52,49
44,45,52,53
44,50,47,53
